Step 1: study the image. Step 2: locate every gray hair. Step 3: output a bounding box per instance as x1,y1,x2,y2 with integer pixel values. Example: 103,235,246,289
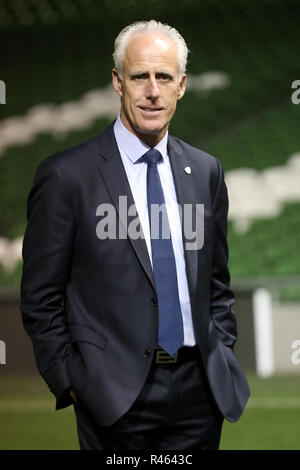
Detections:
113,20,189,79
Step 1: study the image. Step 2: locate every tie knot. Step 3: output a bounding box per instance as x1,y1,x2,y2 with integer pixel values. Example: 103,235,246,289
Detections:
141,148,162,165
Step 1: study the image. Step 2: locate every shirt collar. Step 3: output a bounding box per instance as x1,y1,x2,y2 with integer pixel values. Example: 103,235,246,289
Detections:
113,114,168,164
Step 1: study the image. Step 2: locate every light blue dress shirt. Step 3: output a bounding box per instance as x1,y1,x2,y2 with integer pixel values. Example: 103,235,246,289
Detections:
113,115,196,347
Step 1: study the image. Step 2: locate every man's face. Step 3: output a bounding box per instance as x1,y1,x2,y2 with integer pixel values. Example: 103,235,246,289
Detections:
112,32,186,146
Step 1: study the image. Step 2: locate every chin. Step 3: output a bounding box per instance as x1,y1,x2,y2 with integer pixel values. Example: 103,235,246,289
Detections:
136,122,165,136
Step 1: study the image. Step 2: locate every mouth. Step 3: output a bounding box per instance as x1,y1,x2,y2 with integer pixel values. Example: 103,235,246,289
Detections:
139,106,164,113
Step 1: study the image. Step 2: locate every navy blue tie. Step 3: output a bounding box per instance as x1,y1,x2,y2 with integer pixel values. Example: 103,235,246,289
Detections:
140,148,184,357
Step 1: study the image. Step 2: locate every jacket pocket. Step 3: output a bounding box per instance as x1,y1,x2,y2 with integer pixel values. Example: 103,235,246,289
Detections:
70,323,107,350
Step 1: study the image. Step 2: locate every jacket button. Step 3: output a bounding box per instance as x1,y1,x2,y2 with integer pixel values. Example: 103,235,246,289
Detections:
144,349,152,358
151,297,157,306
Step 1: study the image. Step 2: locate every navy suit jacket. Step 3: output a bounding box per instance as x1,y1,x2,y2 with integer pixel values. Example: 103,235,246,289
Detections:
20,122,250,426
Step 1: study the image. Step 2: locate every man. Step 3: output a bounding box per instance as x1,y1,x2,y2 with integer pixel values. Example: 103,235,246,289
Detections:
20,20,250,450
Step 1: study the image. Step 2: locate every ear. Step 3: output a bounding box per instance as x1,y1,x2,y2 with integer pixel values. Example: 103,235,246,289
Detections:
177,74,187,100
112,68,122,97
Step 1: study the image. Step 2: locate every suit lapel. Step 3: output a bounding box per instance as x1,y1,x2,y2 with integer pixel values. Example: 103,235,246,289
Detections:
96,124,199,302
167,137,199,308
96,124,155,290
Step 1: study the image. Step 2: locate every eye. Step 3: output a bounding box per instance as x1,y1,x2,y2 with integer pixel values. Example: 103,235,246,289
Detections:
157,73,173,82
131,73,147,81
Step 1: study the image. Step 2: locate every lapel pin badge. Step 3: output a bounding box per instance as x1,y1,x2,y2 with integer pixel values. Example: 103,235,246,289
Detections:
184,166,191,174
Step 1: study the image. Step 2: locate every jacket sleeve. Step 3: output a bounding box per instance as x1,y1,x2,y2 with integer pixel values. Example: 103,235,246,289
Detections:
210,158,237,349
20,157,75,409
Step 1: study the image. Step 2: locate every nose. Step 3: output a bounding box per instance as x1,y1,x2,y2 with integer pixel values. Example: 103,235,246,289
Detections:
145,76,160,101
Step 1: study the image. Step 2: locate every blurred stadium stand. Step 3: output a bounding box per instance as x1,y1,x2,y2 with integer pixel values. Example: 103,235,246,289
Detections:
0,0,299,379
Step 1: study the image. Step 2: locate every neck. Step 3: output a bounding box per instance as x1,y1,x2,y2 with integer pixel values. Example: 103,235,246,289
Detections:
137,131,167,148
119,114,168,148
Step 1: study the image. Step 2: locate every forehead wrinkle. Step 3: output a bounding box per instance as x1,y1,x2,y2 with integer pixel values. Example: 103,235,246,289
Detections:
125,55,179,78
130,68,175,75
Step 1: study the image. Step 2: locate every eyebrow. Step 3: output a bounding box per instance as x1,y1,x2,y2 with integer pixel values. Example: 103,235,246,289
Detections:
130,71,175,80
